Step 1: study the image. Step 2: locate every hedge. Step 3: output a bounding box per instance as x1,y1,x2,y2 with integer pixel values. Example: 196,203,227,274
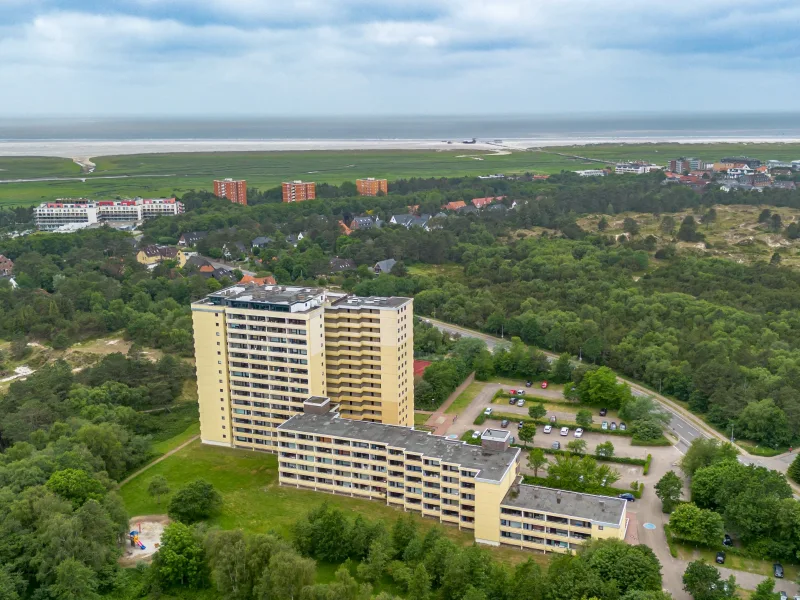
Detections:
473,413,487,426
631,436,671,446
643,454,653,475
488,412,634,437
521,474,642,499
536,447,647,467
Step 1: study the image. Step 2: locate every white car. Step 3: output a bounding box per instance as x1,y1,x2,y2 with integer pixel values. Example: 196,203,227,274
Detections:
484,407,493,416
471,431,481,439
574,428,583,438
560,427,569,436
516,398,525,407
543,425,552,434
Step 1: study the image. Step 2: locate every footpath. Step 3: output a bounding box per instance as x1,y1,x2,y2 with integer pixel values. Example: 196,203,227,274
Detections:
117,435,200,488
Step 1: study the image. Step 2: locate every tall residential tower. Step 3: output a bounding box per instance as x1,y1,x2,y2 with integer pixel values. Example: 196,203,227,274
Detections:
191,284,413,451
213,179,248,205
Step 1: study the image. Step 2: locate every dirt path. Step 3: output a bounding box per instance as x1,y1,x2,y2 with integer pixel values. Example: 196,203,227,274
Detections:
117,435,200,488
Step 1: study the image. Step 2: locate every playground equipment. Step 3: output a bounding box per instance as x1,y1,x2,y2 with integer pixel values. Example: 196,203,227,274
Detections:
129,529,146,550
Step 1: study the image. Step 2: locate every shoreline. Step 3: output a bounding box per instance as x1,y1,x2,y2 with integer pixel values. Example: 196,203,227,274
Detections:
2,137,800,159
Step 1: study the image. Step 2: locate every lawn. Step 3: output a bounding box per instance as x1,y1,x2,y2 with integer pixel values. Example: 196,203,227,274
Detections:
119,440,539,567
445,381,484,414
413,411,432,427
676,544,800,581
151,421,200,455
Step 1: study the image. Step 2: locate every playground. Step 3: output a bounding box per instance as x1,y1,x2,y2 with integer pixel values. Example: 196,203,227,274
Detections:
119,515,168,566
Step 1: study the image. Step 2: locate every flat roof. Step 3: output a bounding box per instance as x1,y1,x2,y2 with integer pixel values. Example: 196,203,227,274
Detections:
278,413,518,482
328,295,411,310
502,484,626,526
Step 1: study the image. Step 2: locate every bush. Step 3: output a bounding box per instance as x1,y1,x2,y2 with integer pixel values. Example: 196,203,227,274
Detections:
521,474,641,499
789,454,800,484
473,414,486,426
631,436,671,446
643,454,653,475
168,479,222,523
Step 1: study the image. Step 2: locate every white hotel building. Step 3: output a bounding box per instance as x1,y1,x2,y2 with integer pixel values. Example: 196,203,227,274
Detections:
33,197,184,231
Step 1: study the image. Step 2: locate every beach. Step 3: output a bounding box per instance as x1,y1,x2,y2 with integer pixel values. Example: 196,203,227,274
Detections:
3,137,800,159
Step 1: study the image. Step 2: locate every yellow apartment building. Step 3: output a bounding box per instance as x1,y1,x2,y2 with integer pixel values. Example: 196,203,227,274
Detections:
191,284,413,451
277,402,628,554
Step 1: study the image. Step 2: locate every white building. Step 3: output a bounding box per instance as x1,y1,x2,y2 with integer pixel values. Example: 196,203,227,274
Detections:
575,169,606,177
33,197,184,231
615,163,661,175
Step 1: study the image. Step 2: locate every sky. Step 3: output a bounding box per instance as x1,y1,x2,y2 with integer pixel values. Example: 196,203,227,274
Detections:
1,0,799,116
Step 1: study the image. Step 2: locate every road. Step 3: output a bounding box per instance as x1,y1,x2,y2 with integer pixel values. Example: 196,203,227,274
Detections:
427,318,793,475
200,256,256,276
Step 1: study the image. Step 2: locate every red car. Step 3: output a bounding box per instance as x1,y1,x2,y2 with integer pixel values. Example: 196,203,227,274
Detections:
509,389,517,395
541,381,549,389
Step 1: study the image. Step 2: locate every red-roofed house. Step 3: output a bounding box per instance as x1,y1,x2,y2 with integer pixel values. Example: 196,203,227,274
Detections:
239,274,277,285
533,174,550,180
0,254,13,276
442,200,467,211
471,196,505,208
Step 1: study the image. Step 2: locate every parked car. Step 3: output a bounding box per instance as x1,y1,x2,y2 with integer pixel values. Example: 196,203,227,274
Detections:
484,407,493,416
560,427,569,436
774,563,784,578
509,436,515,444
541,381,548,389
501,419,509,428
723,534,733,547
618,493,635,502
715,551,725,564
779,592,787,600
518,390,526,395
601,421,608,430
549,415,557,424
552,441,561,450
518,421,524,429
471,431,481,439
517,398,525,407
619,422,627,431
509,397,516,405
544,425,552,434
610,422,618,431
525,381,532,387
599,408,608,416
574,428,583,438
509,389,517,395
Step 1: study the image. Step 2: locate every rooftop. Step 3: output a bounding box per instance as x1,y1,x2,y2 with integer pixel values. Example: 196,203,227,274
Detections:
279,413,519,482
328,294,411,310
502,484,626,526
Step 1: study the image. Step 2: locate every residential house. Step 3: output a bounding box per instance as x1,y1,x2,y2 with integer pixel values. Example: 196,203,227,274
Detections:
390,214,431,229
374,258,397,274
0,254,13,276
251,236,273,249
239,274,277,285
329,257,357,273
459,205,479,215
350,216,384,231
773,181,797,190
223,241,247,259
136,245,187,267
285,233,306,246
471,196,503,209
721,156,761,168
442,200,466,211
186,255,213,270
177,231,207,247
575,170,607,177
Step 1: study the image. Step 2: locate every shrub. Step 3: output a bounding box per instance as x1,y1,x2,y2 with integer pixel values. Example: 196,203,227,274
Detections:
168,479,222,523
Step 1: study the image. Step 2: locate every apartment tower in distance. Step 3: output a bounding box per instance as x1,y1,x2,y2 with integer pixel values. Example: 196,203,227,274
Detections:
282,180,316,203
356,178,388,196
191,284,413,451
213,178,248,205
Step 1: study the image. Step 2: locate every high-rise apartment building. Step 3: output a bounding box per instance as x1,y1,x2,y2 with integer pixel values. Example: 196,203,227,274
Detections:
277,402,628,554
213,179,247,205
356,178,388,196
191,284,413,451
282,181,316,203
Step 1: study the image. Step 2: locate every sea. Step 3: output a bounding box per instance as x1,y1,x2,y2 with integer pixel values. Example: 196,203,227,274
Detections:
3,113,800,142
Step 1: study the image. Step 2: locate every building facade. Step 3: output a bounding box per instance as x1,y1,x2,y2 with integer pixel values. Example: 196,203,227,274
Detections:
33,198,184,231
356,178,388,196
191,284,413,452
282,181,317,203
277,406,628,554
214,179,248,205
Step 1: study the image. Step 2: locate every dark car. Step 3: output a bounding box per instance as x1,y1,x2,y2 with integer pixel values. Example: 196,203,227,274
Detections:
715,551,725,564
518,421,524,430
509,397,516,405
501,419,509,428
618,493,635,502
774,563,784,578
599,408,608,416
552,441,561,450
525,381,532,387
723,534,733,547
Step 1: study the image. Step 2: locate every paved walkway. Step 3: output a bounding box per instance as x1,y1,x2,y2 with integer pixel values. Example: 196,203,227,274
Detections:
117,435,200,488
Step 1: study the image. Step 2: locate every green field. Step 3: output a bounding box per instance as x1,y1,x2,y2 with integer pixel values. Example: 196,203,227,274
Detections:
5,142,800,207
445,381,484,414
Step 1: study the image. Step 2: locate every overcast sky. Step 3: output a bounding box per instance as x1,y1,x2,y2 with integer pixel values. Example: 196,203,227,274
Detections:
1,0,799,116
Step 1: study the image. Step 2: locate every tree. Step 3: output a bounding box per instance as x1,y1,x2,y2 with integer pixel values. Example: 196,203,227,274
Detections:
357,537,391,583
680,439,739,478
45,469,106,509
256,551,316,600
576,409,593,428
770,213,783,232
154,522,208,588
407,563,432,600
623,218,640,236
566,439,587,456
737,399,791,448
758,209,772,223
578,367,630,409
788,454,800,484
168,479,222,524
550,354,573,384
582,539,663,596
660,216,676,236
750,578,780,600
770,252,782,266
631,418,664,442
527,448,548,478
669,503,724,547
528,403,547,420
50,559,100,600
677,216,702,243
598,217,608,231
682,560,735,600
148,475,171,506
595,441,614,459
655,470,683,513
518,424,536,448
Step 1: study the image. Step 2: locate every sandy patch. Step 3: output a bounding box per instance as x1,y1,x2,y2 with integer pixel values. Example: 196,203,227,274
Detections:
1,366,34,383
119,516,169,566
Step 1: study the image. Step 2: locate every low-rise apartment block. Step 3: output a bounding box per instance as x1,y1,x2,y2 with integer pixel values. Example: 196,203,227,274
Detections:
191,284,413,452
277,406,628,553
356,178,388,196
282,181,316,203
615,163,660,175
214,179,247,205
33,198,184,231
136,245,187,267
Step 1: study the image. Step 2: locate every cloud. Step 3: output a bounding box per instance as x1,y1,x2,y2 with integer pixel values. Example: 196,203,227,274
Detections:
0,0,799,115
